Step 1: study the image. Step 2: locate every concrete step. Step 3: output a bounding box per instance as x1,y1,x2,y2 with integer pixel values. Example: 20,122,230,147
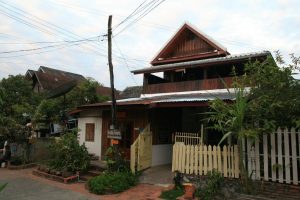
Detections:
90,160,107,171
80,174,94,182
86,170,101,177
236,194,272,200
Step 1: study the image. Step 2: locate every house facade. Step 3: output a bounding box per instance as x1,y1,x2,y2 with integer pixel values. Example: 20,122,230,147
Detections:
75,23,271,167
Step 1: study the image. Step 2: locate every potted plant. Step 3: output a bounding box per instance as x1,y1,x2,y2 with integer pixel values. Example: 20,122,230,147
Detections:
182,176,196,199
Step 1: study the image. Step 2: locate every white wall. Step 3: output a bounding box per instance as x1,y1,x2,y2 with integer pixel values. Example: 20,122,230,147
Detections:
78,117,102,159
151,144,173,166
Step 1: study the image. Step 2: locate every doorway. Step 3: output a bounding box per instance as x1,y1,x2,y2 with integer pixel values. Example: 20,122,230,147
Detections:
118,121,134,160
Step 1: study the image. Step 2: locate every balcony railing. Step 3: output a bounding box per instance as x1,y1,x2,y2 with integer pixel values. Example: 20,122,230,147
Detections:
143,77,233,94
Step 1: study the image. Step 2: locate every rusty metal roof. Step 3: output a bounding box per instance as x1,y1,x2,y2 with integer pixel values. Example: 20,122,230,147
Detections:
132,51,271,74
78,90,236,109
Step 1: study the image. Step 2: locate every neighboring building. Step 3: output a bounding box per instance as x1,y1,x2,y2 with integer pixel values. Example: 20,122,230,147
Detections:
25,66,86,96
74,23,271,166
119,86,143,99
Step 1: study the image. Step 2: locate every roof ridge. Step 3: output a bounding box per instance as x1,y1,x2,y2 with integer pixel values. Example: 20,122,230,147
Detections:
39,66,85,77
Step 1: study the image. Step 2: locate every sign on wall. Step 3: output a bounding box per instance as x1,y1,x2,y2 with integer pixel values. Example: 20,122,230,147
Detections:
107,128,122,140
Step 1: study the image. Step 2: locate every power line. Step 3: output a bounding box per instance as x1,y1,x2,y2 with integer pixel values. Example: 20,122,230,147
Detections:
114,0,166,37
0,37,99,54
0,1,108,56
113,0,161,34
0,1,151,65
0,36,100,45
0,9,59,37
49,0,174,31
113,37,138,85
113,0,152,30
0,40,106,59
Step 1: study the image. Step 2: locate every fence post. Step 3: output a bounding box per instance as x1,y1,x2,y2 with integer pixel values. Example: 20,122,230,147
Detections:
208,145,212,173
271,133,276,182
190,145,194,174
213,145,217,170
217,146,222,173
277,128,283,183
223,146,228,177
263,134,269,181
234,145,239,178
203,145,207,175
250,146,256,180
255,138,260,180
199,145,203,175
291,128,298,185
284,128,291,184
195,145,199,175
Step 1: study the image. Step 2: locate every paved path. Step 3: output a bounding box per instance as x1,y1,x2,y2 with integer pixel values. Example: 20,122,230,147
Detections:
0,168,166,200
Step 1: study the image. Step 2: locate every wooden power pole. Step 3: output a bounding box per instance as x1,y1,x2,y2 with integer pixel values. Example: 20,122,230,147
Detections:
107,15,117,132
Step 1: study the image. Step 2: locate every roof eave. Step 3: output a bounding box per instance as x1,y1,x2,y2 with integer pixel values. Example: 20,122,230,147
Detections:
132,51,271,74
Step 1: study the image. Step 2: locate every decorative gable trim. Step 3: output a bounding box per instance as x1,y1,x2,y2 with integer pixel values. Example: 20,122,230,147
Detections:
151,23,229,65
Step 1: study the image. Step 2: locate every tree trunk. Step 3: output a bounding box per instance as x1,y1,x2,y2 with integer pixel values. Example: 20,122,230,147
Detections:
238,139,253,193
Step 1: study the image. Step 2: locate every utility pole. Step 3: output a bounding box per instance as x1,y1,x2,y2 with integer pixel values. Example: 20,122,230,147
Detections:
107,15,118,138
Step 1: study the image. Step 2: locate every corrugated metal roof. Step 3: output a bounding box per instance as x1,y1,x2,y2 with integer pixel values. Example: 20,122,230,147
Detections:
132,51,271,74
152,92,235,103
79,90,236,108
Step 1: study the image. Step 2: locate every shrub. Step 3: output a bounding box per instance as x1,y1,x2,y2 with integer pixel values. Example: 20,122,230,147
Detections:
160,187,184,200
88,171,138,194
10,156,23,166
105,146,130,172
48,130,90,172
195,170,224,200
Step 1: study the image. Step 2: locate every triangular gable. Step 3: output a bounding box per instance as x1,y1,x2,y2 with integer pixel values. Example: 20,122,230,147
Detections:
151,23,229,65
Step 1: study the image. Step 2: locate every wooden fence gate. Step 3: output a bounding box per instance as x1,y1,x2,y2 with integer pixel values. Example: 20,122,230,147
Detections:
244,128,300,185
130,124,152,173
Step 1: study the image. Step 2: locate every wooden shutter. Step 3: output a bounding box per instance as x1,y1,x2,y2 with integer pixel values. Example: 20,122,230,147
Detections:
85,123,95,141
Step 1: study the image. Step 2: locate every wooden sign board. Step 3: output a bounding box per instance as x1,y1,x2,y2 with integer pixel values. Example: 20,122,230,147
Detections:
107,129,122,140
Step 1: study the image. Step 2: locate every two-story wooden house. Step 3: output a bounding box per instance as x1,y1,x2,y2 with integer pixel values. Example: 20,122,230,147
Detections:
75,23,271,169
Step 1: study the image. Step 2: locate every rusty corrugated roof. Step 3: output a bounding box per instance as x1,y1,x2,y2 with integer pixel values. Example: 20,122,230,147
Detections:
133,51,271,74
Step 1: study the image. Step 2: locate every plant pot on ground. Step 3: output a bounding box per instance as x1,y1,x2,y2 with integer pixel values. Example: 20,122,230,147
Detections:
183,183,196,200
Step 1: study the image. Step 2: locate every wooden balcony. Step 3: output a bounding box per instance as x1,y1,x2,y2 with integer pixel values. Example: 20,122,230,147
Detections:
143,77,233,94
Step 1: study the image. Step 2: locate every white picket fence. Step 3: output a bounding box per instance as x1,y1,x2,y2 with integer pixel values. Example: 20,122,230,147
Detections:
172,143,239,178
244,128,300,185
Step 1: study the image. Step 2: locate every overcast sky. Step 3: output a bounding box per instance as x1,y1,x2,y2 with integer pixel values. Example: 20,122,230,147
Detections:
0,0,299,90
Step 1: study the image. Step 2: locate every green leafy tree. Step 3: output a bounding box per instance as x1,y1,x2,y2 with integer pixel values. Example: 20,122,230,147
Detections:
33,78,109,131
0,75,41,142
206,52,300,192
245,53,300,130
66,77,110,110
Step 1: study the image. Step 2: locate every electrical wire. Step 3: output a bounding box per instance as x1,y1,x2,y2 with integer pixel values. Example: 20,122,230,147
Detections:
113,0,166,37
113,37,139,85
0,1,108,56
0,37,99,54
113,0,152,30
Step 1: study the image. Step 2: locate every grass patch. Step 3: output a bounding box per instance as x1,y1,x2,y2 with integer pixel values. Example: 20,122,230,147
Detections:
0,183,7,192
160,187,184,200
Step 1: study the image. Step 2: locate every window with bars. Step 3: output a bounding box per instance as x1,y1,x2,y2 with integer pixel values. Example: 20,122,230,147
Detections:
85,123,95,142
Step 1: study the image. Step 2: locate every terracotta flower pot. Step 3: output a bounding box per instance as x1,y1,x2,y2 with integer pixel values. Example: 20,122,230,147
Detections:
183,183,195,200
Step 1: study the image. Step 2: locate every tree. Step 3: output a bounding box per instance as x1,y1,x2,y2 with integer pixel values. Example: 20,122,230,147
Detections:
245,53,300,130
0,75,41,124
207,85,255,192
0,75,41,142
65,77,110,110
33,78,110,133
206,52,300,192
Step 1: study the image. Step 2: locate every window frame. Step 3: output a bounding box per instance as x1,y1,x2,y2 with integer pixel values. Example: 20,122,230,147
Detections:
85,123,95,142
